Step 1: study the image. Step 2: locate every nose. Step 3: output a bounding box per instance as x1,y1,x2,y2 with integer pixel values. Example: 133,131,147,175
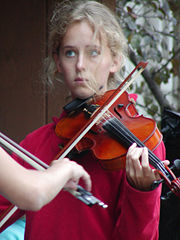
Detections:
76,54,85,72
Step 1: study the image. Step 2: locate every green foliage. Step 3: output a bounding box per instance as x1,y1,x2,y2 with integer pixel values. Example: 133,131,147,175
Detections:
116,0,179,122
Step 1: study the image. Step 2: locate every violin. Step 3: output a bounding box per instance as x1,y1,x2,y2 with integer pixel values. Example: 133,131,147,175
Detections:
54,63,180,199
55,90,162,169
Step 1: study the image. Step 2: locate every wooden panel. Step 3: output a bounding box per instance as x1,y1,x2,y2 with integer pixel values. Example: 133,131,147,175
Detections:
0,0,116,143
46,0,69,123
0,0,46,142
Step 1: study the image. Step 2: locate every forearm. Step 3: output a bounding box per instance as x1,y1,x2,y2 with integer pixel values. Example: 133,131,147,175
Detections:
0,147,91,211
113,175,161,240
113,141,165,239
0,148,71,210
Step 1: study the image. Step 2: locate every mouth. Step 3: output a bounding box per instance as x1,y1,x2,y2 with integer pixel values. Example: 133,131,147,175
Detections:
74,77,86,82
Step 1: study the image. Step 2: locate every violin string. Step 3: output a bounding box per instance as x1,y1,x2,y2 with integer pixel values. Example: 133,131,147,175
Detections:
109,116,168,175
99,112,169,176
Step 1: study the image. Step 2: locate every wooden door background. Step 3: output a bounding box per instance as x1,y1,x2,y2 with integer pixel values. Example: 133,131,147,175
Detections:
0,0,114,143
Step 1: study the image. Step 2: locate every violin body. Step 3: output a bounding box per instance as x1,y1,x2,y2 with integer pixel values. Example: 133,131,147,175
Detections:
55,90,162,170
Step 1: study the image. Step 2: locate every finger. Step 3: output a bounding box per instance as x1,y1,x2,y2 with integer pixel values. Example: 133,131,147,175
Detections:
126,143,138,170
68,161,92,191
162,160,170,166
128,143,137,153
140,147,153,177
64,179,78,190
126,146,144,186
152,169,162,180
81,172,92,191
141,147,149,168
128,147,144,170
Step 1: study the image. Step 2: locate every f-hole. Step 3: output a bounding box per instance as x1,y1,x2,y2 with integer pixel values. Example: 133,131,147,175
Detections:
114,104,124,118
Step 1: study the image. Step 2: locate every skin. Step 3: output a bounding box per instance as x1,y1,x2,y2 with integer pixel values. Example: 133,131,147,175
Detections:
54,20,168,191
0,147,91,211
54,20,120,99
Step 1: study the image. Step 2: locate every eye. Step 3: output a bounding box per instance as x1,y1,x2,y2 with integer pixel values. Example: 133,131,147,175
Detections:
65,50,76,57
90,49,100,57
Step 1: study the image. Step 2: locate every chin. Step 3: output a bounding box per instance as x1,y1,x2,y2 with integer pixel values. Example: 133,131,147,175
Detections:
72,90,94,99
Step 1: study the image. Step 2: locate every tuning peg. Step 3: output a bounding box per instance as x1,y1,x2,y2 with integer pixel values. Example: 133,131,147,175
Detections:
171,159,180,171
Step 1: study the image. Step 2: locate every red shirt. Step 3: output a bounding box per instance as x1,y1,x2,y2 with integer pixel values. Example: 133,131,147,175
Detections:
0,95,166,240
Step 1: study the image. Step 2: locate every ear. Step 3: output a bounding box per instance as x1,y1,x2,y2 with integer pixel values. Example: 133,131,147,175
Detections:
53,53,61,73
110,56,122,73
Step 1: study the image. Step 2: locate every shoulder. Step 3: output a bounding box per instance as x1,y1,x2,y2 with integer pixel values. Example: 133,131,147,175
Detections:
22,122,55,144
20,115,62,153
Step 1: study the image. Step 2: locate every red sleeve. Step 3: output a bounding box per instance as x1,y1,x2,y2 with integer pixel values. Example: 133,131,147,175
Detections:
129,93,138,102
112,141,166,240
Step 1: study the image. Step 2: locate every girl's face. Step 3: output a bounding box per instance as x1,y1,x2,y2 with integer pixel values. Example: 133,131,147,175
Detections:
55,20,120,99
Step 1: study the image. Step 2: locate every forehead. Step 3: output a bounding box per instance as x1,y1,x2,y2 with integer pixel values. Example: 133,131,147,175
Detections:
61,20,106,47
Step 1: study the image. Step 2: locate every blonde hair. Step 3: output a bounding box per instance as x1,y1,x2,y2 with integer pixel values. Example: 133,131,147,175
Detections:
44,0,128,89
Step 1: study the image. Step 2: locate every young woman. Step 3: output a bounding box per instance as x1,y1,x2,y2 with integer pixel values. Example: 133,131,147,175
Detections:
0,1,167,239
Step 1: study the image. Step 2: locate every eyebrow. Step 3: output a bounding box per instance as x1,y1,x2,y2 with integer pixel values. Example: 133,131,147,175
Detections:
62,45,101,49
